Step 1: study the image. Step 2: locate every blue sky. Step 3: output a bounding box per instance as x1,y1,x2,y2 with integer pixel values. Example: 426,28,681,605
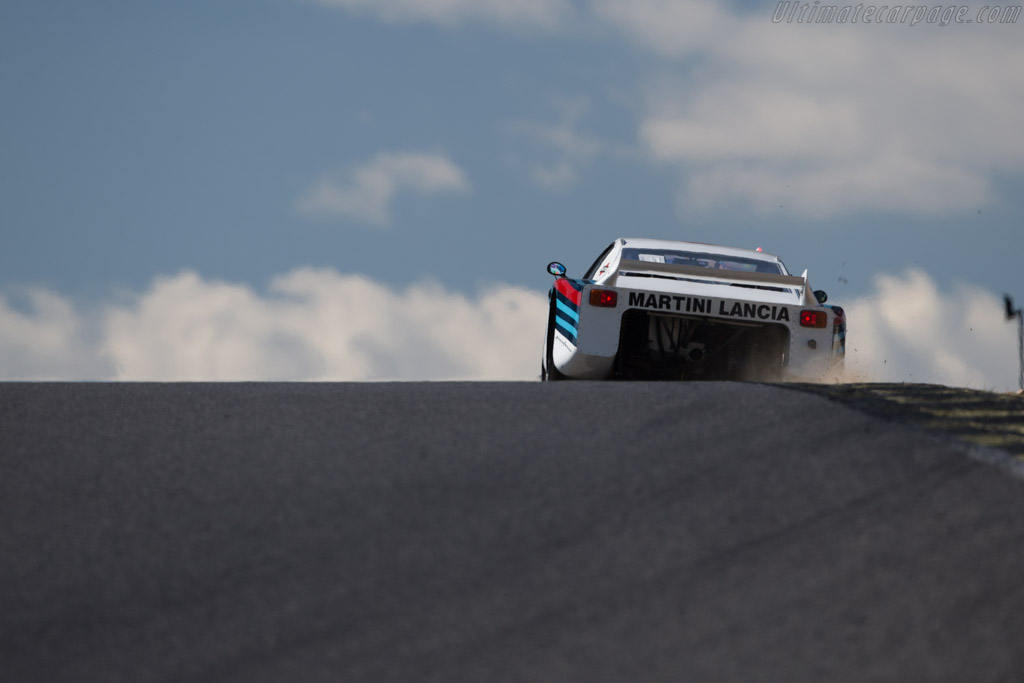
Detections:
2,0,1023,384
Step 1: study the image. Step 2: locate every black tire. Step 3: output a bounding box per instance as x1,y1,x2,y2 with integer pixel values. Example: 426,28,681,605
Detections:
542,300,566,382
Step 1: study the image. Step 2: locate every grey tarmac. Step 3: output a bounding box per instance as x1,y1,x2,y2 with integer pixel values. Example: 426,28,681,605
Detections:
2,382,1024,682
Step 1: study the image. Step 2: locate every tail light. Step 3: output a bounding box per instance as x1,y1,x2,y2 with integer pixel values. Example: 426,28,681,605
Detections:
800,310,828,328
589,289,618,307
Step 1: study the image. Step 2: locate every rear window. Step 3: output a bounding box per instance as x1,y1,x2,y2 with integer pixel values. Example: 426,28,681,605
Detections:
622,248,783,275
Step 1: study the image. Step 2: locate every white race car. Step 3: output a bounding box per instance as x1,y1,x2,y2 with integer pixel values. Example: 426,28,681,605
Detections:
541,238,846,381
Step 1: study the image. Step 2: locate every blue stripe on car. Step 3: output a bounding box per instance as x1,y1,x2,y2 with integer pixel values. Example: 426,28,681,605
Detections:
554,315,578,344
555,298,579,322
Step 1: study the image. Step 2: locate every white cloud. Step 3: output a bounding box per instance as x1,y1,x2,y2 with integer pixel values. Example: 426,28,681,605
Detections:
592,0,1024,217
0,270,547,381
3,268,1019,390
0,289,111,380
298,152,469,225
304,0,573,29
843,270,1020,391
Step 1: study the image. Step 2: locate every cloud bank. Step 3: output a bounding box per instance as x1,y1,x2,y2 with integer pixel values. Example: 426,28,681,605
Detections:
1,268,1019,389
298,152,469,225
599,0,1024,217
843,270,1019,390
307,0,1024,218
0,270,546,381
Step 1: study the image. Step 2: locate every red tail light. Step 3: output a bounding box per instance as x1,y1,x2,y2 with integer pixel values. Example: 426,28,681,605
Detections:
800,310,828,328
589,289,618,307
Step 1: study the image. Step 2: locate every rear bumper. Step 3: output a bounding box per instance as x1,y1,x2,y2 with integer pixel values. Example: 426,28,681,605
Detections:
550,283,841,380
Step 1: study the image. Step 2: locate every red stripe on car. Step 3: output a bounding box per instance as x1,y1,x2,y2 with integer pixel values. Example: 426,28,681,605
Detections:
555,279,582,306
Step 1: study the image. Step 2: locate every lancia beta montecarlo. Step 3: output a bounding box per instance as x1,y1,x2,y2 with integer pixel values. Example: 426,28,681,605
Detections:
541,238,846,381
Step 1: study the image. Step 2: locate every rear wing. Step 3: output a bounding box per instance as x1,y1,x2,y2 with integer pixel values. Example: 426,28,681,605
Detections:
613,259,818,306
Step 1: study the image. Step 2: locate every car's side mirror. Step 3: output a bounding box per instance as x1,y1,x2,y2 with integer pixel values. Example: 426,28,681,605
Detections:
814,289,828,304
547,262,567,278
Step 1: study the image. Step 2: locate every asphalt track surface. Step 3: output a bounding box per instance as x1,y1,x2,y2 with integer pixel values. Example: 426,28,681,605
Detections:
3,382,1024,682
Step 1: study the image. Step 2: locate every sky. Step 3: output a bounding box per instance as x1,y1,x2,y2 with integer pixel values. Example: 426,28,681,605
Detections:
1,0,1022,387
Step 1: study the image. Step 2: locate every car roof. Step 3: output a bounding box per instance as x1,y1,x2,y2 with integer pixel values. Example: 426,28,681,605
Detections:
618,237,782,263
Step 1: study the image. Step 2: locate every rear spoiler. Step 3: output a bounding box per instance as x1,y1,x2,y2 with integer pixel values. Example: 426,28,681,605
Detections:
613,259,817,306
